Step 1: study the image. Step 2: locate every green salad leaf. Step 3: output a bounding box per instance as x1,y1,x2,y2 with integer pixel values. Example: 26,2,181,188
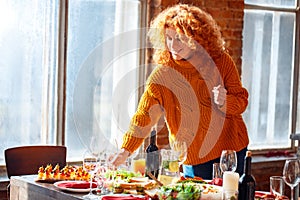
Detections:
104,169,141,180
157,183,201,200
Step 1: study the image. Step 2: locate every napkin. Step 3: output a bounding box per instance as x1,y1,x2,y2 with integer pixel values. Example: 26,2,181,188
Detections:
255,191,289,200
57,181,97,189
101,195,148,200
255,191,275,199
210,178,223,186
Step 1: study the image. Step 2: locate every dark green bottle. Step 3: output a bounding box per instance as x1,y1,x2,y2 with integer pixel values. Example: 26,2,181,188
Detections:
145,128,160,179
238,151,256,200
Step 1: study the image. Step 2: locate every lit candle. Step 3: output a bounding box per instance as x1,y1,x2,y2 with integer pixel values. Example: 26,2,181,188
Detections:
223,171,239,191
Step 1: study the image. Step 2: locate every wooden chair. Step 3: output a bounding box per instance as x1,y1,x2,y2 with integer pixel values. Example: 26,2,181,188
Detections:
4,145,67,179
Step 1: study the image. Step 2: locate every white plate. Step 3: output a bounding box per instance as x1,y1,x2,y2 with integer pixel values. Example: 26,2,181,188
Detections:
99,194,146,200
200,184,223,200
53,180,95,193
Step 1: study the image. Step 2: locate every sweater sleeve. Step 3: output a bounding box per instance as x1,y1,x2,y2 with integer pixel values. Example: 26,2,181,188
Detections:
218,53,249,115
121,83,164,153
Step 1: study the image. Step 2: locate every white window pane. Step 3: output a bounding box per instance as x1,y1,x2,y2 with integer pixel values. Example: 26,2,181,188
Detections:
0,0,59,164
66,0,141,160
245,0,297,8
242,10,295,149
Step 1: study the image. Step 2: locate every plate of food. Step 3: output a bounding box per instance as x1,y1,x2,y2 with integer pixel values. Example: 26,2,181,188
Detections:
156,182,222,200
53,180,97,193
103,169,158,194
35,164,90,183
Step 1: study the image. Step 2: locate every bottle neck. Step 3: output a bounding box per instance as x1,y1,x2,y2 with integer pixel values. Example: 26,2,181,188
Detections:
150,136,156,145
150,129,156,145
244,156,252,175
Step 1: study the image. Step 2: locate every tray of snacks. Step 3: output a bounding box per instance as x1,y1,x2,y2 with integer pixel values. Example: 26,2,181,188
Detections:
35,164,90,183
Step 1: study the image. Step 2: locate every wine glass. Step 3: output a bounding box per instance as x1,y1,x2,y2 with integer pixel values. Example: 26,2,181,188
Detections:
95,156,111,195
170,140,187,165
169,140,187,175
82,150,100,200
282,159,300,200
219,150,237,172
82,135,105,199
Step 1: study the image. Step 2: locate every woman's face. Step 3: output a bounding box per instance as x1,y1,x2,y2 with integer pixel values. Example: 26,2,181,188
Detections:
165,28,195,61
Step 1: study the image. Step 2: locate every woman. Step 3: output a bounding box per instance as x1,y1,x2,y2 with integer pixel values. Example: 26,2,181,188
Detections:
111,4,249,179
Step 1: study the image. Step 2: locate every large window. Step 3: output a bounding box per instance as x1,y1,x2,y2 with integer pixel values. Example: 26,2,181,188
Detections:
0,0,144,165
2,0,299,168
242,0,299,150
65,0,144,161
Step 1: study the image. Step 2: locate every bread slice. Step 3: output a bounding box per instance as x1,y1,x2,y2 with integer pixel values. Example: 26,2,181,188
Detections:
144,188,158,198
118,180,156,190
129,177,149,183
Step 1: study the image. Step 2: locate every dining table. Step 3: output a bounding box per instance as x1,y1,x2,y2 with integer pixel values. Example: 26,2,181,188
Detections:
9,173,293,200
10,175,83,200
9,174,151,200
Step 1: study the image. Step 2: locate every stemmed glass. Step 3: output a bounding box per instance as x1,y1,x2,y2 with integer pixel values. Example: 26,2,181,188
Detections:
82,149,100,200
82,135,107,200
219,150,237,172
282,159,300,200
169,140,187,175
95,156,110,195
170,140,187,166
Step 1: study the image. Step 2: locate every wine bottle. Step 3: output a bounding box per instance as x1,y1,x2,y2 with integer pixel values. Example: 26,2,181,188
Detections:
238,151,256,200
145,128,160,179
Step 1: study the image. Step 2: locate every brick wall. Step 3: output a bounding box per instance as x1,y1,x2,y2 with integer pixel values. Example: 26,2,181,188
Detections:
147,0,244,74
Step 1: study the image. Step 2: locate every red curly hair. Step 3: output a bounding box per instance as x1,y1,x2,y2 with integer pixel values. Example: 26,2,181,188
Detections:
148,4,225,64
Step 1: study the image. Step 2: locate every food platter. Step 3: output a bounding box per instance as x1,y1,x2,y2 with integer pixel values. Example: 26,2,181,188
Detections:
36,164,90,182
157,182,222,200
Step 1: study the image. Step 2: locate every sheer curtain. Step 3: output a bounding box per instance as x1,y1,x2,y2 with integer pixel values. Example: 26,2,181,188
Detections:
110,0,141,149
0,0,59,165
67,0,142,160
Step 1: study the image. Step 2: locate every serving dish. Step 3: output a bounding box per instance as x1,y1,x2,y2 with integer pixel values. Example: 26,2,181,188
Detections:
53,180,97,193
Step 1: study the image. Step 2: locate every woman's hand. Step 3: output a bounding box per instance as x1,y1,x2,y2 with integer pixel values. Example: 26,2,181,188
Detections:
212,85,227,106
108,148,130,167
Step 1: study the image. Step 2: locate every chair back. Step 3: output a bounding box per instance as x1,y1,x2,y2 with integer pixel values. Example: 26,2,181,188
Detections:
4,145,67,178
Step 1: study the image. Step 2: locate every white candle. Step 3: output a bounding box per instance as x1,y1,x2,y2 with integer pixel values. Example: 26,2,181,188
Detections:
223,171,239,191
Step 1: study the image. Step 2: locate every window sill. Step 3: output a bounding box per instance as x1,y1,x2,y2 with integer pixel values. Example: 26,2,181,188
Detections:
252,154,297,163
0,165,8,182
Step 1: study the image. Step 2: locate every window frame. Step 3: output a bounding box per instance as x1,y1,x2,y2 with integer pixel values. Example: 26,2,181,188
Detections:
244,1,300,153
55,0,149,152
0,0,147,171
56,0,68,146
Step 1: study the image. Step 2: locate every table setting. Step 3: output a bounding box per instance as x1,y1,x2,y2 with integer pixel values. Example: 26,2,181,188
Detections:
32,139,223,200
33,145,299,200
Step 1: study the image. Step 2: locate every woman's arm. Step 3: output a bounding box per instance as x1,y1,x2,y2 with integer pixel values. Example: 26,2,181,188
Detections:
217,53,249,115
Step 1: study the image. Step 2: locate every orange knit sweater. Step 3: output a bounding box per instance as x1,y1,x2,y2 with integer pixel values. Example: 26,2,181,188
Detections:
121,52,249,165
